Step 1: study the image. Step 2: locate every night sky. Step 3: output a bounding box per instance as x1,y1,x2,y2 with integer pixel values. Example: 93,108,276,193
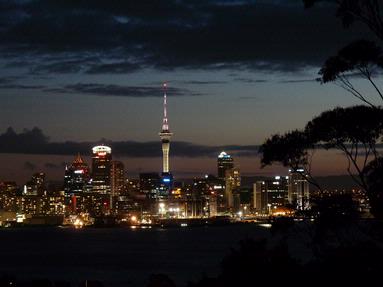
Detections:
0,0,379,183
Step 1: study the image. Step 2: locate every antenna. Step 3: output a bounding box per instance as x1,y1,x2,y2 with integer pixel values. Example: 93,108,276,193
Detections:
162,82,169,131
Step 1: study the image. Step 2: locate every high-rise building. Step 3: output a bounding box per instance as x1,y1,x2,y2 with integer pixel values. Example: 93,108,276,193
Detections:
288,168,310,210
217,151,234,179
111,160,125,196
192,174,225,216
91,145,112,194
253,176,288,214
64,153,90,196
159,83,173,175
139,173,161,198
225,167,241,209
25,172,46,195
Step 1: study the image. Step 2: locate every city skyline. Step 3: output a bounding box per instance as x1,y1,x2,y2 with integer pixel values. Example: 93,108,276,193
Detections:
1,2,382,285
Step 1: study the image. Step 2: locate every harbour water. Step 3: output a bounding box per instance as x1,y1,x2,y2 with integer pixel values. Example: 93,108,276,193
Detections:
0,224,269,286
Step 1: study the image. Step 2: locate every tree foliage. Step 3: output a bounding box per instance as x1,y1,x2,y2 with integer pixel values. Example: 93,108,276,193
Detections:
304,0,383,40
319,40,383,106
306,106,383,189
260,106,383,193
304,0,383,106
320,40,383,83
259,130,314,169
259,130,320,190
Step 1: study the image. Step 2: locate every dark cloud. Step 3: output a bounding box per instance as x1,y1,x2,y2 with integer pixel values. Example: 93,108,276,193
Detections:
0,0,370,73
0,76,22,84
85,61,141,74
278,79,317,83
0,127,259,158
23,161,36,171
0,77,14,84
0,84,45,90
179,80,227,85
45,83,203,98
31,61,84,74
234,78,268,83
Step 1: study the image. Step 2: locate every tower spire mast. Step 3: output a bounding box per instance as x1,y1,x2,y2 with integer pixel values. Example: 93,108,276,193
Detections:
162,82,169,131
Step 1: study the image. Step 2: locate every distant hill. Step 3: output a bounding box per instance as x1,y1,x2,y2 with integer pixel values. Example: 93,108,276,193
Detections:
314,175,360,190
177,175,360,191
241,175,360,190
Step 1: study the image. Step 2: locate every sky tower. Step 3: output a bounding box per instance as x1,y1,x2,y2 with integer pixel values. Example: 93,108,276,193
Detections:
159,83,173,174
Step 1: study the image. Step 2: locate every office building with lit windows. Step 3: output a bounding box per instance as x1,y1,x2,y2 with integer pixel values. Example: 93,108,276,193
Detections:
253,176,288,214
111,160,125,196
91,145,112,194
225,167,241,209
288,168,310,210
217,151,234,179
64,153,90,196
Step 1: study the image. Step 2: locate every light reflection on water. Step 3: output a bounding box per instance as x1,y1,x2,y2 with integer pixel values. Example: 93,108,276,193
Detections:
0,225,269,287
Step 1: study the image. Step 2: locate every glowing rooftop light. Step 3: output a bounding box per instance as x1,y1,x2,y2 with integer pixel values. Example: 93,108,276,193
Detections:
92,145,111,154
218,151,231,158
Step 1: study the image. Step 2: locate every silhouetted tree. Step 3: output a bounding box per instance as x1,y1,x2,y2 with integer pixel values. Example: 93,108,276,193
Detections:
260,106,383,195
311,193,359,228
259,130,321,190
300,1,383,221
306,106,383,191
364,157,383,218
304,0,383,106
304,0,383,40
319,40,383,107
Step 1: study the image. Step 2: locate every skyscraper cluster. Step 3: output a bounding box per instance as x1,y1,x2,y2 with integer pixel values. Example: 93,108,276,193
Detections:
63,146,125,215
0,84,317,227
253,169,310,215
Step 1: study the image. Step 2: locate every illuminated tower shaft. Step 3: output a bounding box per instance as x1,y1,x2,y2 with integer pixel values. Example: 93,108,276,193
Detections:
159,84,173,173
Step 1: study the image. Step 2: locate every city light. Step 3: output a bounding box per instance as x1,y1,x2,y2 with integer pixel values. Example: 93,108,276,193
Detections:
0,83,315,229
73,218,84,228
